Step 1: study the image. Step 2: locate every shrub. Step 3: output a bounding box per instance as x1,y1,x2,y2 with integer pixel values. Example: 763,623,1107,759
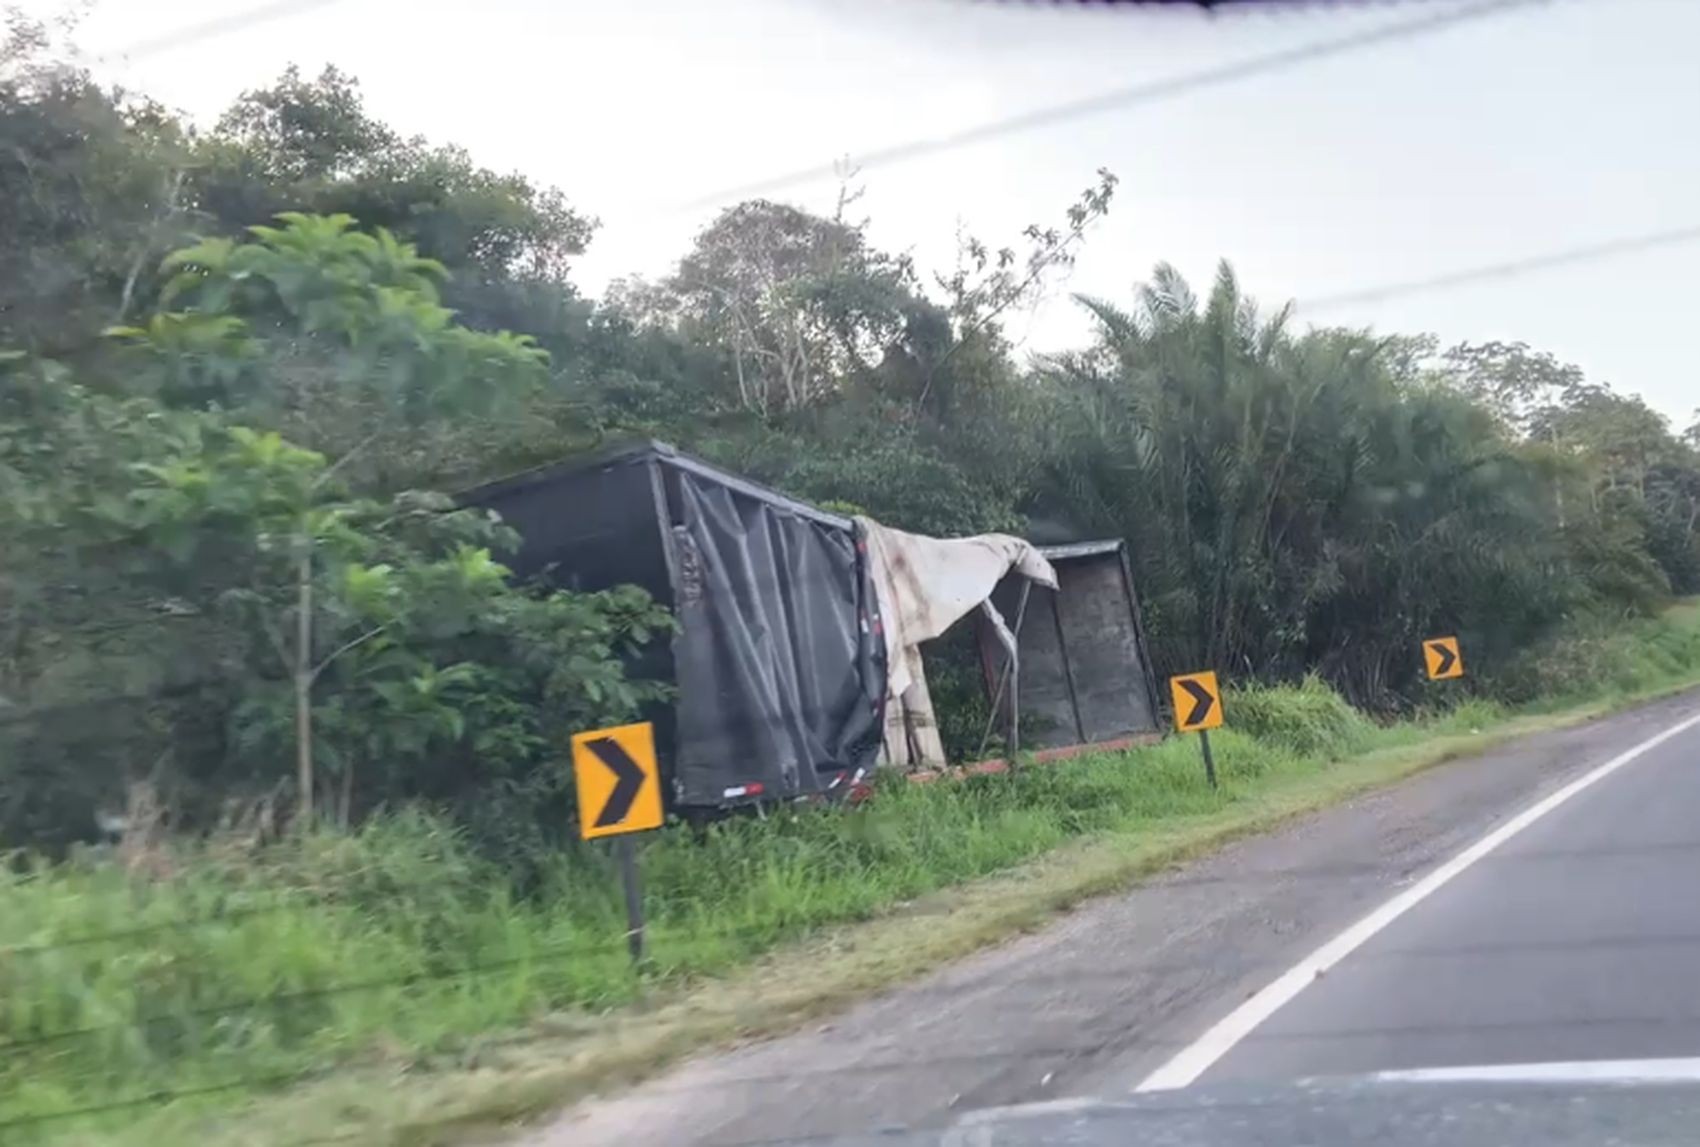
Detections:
1224,675,1376,759
1489,602,1700,705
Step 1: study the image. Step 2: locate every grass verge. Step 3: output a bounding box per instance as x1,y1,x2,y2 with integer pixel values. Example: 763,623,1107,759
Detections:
6,603,1700,1145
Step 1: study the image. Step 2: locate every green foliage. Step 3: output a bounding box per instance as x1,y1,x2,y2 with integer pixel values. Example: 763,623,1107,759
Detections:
922,627,1003,763
1035,263,1687,707
5,30,1700,1140
194,64,595,288
665,198,918,416
12,604,1700,1137
112,213,549,488
0,717,1392,1132
4,28,1698,855
1,226,668,850
0,16,194,358
1223,676,1376,759
1492,600,1700,706
765,432,1025,536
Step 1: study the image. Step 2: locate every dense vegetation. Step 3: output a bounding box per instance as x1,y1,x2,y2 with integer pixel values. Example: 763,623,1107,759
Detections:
5,21,1699,857
9,601,1700,1139
6,16,1700,1140
0,696,1493,1129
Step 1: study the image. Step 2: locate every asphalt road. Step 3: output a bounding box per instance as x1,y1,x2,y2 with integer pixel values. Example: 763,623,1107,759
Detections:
524,690,1700,1147
1189,700,1700,1084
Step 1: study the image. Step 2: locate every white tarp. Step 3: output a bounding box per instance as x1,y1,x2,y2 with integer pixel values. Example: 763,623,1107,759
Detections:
857,518,1057,766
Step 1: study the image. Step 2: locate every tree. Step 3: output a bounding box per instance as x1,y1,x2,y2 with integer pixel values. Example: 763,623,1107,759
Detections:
665,198,916,417
193,66,596,316
1530,382,1683,501
115,212,548,486
120,427,672,827
1040,263,1587,704
0,353,233,847
1,351,672,845
108,214,555,825
1440,339,1585,436
0,13,194,357
7,24,1691,852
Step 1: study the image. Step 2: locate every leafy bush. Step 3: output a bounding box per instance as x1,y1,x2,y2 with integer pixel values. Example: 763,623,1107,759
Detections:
1,228,674,851
1490,602,1700,706
1223,675,1376,759
9,602,1700,1137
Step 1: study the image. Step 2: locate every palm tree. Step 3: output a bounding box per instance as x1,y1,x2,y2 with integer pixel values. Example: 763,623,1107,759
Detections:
1037,262,1576,706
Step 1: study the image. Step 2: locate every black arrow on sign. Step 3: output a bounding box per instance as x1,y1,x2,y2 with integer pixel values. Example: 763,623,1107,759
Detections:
586,737,646,827
1179,678,1216,727
1428,641,1457,676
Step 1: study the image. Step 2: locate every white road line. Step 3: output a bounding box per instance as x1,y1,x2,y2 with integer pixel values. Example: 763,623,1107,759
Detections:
1135,707,1700,1093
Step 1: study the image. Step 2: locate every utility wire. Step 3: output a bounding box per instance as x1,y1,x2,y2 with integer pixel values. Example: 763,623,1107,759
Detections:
0,1036,1147,1133
2,1022,1355,1136
0,932,646,1053
1296,221,1700,314
0,1067,325,1132
683,0,1548,208
95,0,346,63
1,863,663,957
9,217,1693,958
0,888,489,958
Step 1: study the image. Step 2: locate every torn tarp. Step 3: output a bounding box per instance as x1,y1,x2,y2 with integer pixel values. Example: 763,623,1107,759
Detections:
857,518,1057,767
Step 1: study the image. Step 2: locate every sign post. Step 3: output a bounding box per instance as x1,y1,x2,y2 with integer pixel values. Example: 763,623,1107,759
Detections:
1169,671,1225,789
1422,636,1464,682
614,836,644,964
572,721,664,965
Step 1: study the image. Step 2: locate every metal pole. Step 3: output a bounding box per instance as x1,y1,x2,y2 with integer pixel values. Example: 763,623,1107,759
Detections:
616,836,645,965
1008,651,1021,763
1006,581,1033,767
1199,729,1218,790
975,582,1035,764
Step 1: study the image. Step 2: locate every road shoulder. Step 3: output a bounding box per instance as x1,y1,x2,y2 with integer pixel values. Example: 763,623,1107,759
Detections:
513,688,1700,1147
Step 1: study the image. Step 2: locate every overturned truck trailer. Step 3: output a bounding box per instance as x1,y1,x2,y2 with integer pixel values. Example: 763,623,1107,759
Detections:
462,441,887,809
463,441,1160,811
976,540,1164,757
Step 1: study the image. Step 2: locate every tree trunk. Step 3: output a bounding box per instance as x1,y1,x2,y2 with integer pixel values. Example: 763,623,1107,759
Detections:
338,763,354,828
294,537,314,828
116,170,185,323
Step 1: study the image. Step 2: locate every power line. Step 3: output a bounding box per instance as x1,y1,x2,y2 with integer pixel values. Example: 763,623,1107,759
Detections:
0,932,642,1053
0,1067,322,1132
1297,222,1700,314
1,863,657,958
0,1035,1144,1133
95,0,346,63
683,0,1548,208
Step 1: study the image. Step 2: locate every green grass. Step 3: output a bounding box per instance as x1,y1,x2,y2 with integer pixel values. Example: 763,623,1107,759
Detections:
5,601,1700,1144
1501,598,1700,710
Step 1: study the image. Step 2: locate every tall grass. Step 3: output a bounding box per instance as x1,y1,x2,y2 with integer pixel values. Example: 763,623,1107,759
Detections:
5,601,1699,1138
1495,599,1700,708
0,734,1347,1132
1224,674,1377,757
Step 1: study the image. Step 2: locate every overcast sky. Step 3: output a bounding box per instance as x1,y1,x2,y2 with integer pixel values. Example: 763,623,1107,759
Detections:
30,0,1700,424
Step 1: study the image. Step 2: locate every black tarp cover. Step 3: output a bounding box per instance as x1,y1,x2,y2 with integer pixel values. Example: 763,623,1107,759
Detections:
669,470,884,805
461,443,885,809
